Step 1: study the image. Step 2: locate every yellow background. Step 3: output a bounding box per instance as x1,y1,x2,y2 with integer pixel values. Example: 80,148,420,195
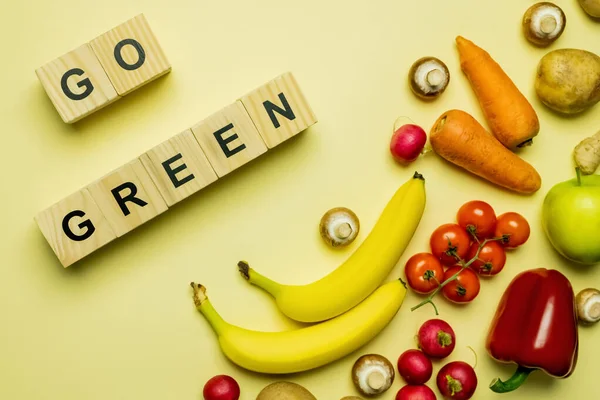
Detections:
1,0,599,398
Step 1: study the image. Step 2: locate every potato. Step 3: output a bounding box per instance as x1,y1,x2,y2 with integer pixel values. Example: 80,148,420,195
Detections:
534,48,600,114
578,0,600,17
256,381,317,400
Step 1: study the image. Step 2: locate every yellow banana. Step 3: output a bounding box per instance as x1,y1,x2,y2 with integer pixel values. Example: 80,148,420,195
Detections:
190,279,407,374
237,171,426,323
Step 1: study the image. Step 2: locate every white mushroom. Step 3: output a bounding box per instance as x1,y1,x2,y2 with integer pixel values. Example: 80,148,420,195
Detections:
351,354,395,397
522,2,566,47
408,57,450,101
319,207,360,247
576,288,600,325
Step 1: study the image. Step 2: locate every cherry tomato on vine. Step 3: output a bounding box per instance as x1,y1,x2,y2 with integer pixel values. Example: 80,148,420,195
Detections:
404,253,444,294
430,223,471,266
442,266,480,303
456,200,497,239
494,212,530,248
466,241,506,276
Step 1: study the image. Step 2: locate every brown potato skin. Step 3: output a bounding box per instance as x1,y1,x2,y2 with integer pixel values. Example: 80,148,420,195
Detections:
578,0,600,17
256,381,317,400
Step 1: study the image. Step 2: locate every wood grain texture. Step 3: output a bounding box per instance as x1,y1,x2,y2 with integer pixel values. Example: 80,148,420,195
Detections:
190,101,268,177
34,190,117,268
239,72,317,148
35,43,119,124
139,129,218,207
85,159,169,237
89,13,171,96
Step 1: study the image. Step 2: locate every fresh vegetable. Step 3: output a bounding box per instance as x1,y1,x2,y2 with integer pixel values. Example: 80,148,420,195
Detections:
466,241,506,276
574,129,600,175
237,172,426,323
189,279,406,374
441,266,480,303
436,361,478,400
203,375,241,400
429,223,471,266
408,57,450,100
390,124,428,164
429,109,542,194
542,169,600,265
535,48,600,114
352,354,395,396
575,288,600,324
396,384,437,400
397,349,433,385
416,319,456,359
486,268,578,393
404,253,444,294
456,200,497,239
256,381,316,400
340,397,363,400
494,212,530,248
522,2,566,47
455,36,539,150
578,0,600,18
319,207,360,248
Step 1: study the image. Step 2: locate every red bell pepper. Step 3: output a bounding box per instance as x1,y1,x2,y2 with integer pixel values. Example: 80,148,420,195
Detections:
485,268,578,393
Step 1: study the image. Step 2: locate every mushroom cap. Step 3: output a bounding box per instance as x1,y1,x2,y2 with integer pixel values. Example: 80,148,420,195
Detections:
522,2,566,47
351,354,395,396
576,288,600,324
319,207,360,247
408,57,450,100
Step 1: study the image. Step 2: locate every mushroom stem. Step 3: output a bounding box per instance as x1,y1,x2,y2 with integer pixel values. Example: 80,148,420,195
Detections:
335,222,353,239
540,15,557,34
367,371,386,390
427,69,445,87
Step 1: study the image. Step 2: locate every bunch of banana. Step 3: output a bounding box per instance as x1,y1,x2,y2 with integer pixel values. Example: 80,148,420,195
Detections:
190,172,426,374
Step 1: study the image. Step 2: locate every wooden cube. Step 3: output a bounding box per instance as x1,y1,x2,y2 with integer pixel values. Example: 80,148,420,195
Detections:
239,72,317,148
89,13,171,96
85,159,168,237
139,129,218,207
191,101,268,177
35,190,117,267
35,43,120,124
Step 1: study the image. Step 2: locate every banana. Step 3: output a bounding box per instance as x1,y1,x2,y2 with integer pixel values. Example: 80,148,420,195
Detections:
190,279,407,374
237,171,426,323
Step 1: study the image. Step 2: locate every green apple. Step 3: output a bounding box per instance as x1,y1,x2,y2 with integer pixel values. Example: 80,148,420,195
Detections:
542,169,600,265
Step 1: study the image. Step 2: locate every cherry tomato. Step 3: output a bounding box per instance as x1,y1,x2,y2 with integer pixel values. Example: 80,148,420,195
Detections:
466,241,506,276
456,200,497,239
442,266,480,303
494,212,530,248
430,223,471,266
404,253,445,294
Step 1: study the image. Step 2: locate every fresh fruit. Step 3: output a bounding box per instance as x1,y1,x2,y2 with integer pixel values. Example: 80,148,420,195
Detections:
256,381,317,400
429,109,542,194
203,375,240,400
575,288,600,325
319,207,360,247
397,349,433,385
404,253,444,294
189,279,407,374
535,48,600,114
408,57,450,101
494,212,530,248
542,170,600,265
436,361,478,400
352,354,395,396
442,266,480,303
396,384,437,400
237,172,426,323
466,241,506,276
578,0,600,17
455,36,539,150
522,2,566,47
429,223,471,266
417,319,456,359
390,124,428,164
456,200,496,239
574,129,600,175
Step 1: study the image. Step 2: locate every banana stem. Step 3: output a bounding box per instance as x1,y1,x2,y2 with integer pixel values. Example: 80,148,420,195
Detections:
237,261,283,298
190,282,228,336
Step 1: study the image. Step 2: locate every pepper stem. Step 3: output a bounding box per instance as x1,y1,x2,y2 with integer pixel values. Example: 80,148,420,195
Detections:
576,167,582,186
489,366,535,393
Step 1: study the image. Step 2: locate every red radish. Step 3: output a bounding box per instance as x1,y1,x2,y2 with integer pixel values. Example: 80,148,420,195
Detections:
436,361,477,400
390,124,427,164
417,319,456,359
203,375,240,400
397,349,433,385
396,384,437,400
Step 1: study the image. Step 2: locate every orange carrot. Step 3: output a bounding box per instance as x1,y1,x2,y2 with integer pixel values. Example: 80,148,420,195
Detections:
455,36,540,150
429,109,542,194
